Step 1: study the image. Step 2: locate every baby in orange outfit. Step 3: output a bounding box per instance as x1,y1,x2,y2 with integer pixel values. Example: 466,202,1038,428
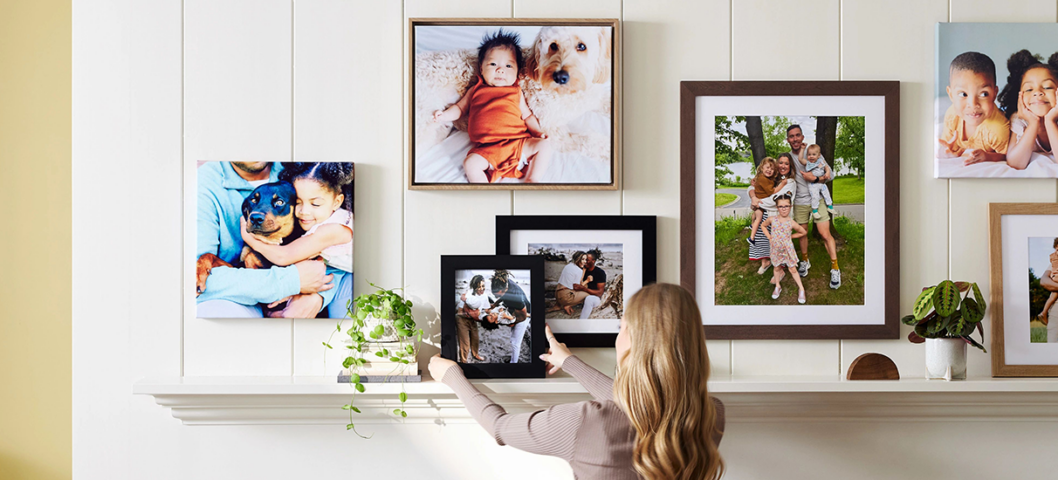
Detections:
433,30,553,183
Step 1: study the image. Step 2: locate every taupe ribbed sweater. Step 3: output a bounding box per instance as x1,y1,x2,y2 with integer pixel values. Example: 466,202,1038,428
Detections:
441,355,725,480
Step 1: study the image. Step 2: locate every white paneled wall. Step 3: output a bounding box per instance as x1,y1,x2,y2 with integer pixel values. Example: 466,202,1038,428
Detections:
73,0,1058,479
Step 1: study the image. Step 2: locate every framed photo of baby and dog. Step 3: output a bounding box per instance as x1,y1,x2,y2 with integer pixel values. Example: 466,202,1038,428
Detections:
680,81,901,340
409,18,619,190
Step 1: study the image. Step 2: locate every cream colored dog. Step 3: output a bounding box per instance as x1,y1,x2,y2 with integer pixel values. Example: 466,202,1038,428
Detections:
414,26,613,164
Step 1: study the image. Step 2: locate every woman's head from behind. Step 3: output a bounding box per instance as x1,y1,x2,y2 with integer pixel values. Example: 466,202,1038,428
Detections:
614,283,723,480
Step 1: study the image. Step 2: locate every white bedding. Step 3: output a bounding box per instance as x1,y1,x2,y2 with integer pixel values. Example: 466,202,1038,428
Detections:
934,97,1058,178
414,111,611,184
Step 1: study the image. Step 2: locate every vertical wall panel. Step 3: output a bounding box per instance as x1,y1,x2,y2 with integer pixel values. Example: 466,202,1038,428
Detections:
511,0,624,215
948,1,1058,378
404,0,514,370
838,0,948,374
732,0,840,80
291,0,405,375
127,0,186,478
623,0,734,375
729,0,840,376
183,0,294,376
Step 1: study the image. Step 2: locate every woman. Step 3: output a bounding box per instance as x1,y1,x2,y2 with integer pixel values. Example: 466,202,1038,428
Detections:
748,153,798,277
1040,270,1058,343
555,251,589,316
429,283,725,480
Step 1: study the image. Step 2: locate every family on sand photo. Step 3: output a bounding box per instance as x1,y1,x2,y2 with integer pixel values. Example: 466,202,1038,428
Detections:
529,243,624,321
453,269,533,364
714,117,865,306
412,22,615,185
195,161,354,319
936,23,1058,178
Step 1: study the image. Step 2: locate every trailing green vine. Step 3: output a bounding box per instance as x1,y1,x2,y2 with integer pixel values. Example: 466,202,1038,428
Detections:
323,283,424,438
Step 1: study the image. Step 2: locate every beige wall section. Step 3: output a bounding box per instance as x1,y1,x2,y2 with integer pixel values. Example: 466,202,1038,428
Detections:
0,0,72,479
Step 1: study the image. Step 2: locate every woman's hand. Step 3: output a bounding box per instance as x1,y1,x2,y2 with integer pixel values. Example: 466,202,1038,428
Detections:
539,324,572,375
429,354,458,381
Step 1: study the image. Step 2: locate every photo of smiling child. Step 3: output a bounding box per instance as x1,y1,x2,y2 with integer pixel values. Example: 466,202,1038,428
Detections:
195,162,354,320
412,21,616,186
432,30,552,183
935,23,1058,178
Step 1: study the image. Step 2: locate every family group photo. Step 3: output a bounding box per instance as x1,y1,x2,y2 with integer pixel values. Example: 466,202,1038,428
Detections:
411,21,616,186
453,269,533,364
935,23,1058,178
195,161,354,319
713,116,866,306
529,243,624,321
1028,237,1058,343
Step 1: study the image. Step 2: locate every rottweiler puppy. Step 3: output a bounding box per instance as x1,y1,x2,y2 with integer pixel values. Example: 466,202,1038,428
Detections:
196,181,303,296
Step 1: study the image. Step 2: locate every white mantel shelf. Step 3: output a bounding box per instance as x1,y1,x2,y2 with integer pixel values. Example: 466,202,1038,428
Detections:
135,375,1058,425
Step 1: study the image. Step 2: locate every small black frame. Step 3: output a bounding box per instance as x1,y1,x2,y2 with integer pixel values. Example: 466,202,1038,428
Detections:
495,215,657,347
440,255,546,379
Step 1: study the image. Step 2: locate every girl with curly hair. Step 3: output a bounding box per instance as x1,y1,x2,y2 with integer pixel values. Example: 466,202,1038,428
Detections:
998,50,1058,170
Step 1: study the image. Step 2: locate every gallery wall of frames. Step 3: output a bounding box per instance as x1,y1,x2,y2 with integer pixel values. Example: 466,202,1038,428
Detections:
74,0,1058,479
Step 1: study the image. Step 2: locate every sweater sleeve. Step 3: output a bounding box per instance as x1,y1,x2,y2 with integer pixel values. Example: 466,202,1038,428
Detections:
563,355,614,402
442,367,586,460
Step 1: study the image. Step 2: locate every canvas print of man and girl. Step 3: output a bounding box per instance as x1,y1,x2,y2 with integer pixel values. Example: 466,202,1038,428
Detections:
195,161,354,319
936,23,1058,178
714,116,866,307
453,269,533,364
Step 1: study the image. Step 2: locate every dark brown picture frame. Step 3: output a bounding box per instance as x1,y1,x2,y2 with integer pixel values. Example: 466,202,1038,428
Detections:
408,18,620,190
679,81,901,340
988,203,1058,377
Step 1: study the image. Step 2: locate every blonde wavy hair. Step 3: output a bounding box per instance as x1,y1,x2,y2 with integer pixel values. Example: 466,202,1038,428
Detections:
613,283,724,480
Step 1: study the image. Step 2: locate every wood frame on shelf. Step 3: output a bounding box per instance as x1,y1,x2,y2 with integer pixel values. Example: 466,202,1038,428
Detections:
679,81,901,340
988,202,1058,377
407,18,620,190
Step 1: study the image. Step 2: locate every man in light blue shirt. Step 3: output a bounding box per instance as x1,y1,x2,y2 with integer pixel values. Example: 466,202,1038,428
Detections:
196,162,350,318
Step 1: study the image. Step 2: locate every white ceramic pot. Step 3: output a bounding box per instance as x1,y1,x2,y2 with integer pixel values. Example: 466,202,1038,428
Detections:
925,337,967,380
362,314,400,343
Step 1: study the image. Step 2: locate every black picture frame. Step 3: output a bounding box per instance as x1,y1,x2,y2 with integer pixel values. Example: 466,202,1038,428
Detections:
496,215,657,347
440,255,546,379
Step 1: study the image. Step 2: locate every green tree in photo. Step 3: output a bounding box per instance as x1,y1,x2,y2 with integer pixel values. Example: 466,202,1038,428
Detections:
715,116,749,186
835,116,866,178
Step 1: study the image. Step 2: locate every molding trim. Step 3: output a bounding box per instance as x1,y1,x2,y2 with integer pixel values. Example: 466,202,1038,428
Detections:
136,377,1058,425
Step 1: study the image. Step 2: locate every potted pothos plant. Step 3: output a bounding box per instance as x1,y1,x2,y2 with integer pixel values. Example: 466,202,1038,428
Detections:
902,280,987,380
323,283,423,437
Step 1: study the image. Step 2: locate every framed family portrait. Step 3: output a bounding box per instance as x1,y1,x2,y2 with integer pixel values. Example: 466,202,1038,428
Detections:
679,81,900,340
190,161,355,320
935,23,1058,178
440,255,546,379
496,215,657,347
989,203,1058,377
409,18,619,190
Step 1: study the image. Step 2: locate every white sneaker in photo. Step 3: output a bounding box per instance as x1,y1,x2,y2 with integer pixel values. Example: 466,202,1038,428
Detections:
830,269,841,289
798,259,810,277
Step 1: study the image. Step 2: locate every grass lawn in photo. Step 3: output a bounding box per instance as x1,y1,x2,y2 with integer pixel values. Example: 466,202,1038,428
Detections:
714,215,865,306
715,193,738,207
